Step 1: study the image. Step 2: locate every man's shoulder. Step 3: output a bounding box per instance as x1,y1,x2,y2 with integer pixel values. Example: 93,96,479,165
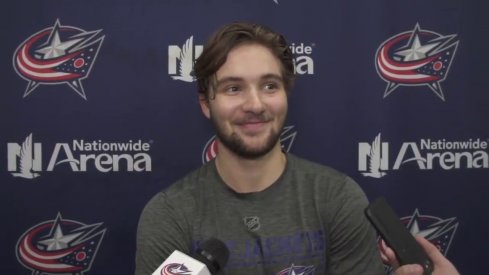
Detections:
286,153,365,196
163,160,216,197
143,161,215,211
287,153,346,180
286,154,370,218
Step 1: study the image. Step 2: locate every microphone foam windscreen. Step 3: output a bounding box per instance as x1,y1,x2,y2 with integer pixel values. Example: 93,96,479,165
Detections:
196,238,230,274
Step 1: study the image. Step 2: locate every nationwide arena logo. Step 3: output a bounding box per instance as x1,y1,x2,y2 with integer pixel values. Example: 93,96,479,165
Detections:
13,19,104,100
358,133,488,178
168,36,203,82
202,125,297,163
290,42,315,75
375,23,459,101
7,133,152,179
168,37,315,83
380,210,458,274
16,213,106,275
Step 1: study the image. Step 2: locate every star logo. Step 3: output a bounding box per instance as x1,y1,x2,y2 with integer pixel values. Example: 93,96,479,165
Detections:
379,209,458,274
38,224,84,251
13,19,104,100
403,209,458,254
276,264,315,275
375,23,459,101
16,213,106,275
162,263,193,275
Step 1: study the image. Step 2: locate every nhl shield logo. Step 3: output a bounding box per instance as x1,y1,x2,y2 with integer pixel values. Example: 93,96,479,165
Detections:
243,216,261,232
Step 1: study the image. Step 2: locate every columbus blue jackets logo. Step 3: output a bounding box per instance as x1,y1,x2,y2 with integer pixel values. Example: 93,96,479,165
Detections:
379,209,458,274
202,125,297,163
16,213,106,275
13,19,104,100
161,263,192,275
375,23,458,101
276,264,315,275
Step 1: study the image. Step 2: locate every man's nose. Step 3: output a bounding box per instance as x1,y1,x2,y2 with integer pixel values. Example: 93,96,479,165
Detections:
242,88,265,113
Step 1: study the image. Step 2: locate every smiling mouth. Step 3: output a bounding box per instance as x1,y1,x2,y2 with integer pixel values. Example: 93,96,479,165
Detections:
239,119,267,124
234,114,272,131
236,114,270,124
236,120,270,134
237,119,270,126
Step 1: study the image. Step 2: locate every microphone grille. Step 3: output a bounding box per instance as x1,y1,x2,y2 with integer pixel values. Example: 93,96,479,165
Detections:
196,238,230,274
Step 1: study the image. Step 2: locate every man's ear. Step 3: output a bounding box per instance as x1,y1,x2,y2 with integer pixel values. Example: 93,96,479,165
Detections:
198,94,211,119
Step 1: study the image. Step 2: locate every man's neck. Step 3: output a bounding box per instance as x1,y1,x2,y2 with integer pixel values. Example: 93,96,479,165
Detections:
215,143,286,193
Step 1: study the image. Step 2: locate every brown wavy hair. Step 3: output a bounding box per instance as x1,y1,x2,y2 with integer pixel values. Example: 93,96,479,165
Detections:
194,22,295,99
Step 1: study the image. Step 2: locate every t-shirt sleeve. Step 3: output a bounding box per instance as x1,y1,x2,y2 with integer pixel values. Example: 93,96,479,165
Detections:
327,176,384,275
134,191,192,275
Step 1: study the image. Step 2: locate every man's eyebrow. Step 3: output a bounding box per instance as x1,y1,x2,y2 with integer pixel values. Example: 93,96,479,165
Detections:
261,74,284,82
213,74,284,89
214,77,244,88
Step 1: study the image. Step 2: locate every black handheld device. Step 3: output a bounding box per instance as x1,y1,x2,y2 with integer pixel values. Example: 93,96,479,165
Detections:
365,197,433,275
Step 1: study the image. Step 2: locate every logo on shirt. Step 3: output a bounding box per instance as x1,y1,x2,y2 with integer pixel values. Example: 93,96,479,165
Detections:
277,264,315,275
194,230,325,269
13,19,104,100
375,23,458,101
16,213,106,275
243,216,261,232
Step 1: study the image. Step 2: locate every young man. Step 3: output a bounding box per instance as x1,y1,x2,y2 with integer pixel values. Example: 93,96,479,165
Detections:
135,22,384,274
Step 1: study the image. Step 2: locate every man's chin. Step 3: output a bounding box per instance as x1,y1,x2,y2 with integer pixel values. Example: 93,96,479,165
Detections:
235,148,272,159
230,141,278,159
216,129,281,159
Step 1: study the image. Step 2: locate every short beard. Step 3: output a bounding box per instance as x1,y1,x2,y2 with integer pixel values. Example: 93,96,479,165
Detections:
211,116,283,160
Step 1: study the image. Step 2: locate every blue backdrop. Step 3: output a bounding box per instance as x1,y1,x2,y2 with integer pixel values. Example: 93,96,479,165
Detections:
1,0,488,274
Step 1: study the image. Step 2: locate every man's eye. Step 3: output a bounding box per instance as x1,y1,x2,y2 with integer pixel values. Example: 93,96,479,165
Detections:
225,86,241,93
264,83,278,91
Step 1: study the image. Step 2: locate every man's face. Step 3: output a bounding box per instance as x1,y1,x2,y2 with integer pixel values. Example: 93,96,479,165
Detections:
200,43,288,159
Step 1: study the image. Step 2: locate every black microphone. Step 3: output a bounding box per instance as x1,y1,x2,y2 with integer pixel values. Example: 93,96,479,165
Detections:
194,238,230,274
152,238,229,275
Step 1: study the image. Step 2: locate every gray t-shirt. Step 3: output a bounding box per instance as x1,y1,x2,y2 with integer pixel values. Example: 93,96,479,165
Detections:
135,154,384,275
